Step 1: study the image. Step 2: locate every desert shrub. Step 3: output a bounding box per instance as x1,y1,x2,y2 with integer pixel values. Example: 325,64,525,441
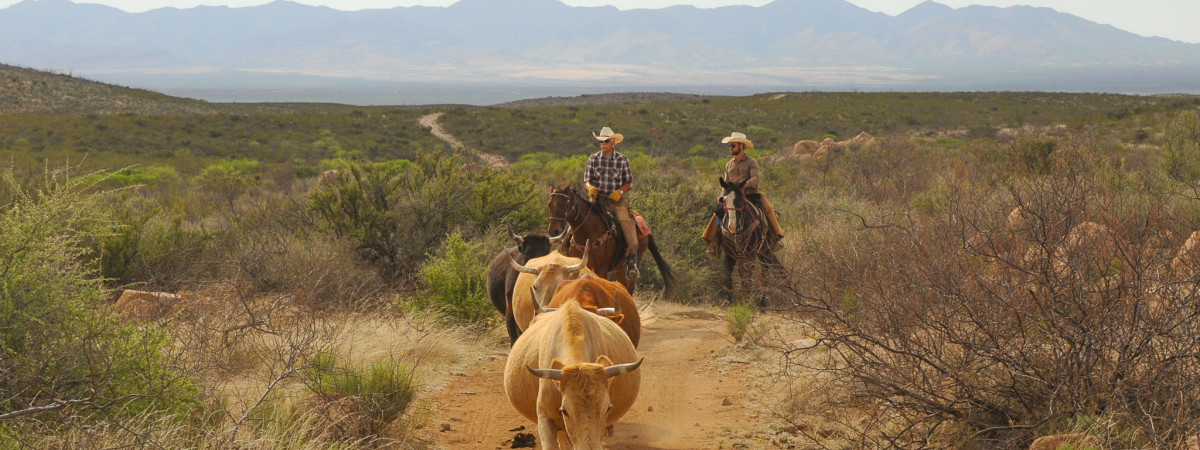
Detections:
725,302,756,342
96,193,213,288
1016,136,1058,175
783,139,1200,447
0,170,201,435
303,351,418,440
634,167,720,301
309,152,544,283
407,231,493,325
1160,110,1200,184
197,190,385,309
194,159,263,213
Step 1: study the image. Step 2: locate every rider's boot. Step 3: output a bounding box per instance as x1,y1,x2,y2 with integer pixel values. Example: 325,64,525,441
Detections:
705,244,720,259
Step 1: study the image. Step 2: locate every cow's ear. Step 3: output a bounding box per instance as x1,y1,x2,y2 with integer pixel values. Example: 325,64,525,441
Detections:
606,314,624,325
596,355,613,366
551,359,566,370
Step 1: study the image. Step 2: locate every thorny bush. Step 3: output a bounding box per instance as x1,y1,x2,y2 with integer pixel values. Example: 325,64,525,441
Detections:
777,132,1200,448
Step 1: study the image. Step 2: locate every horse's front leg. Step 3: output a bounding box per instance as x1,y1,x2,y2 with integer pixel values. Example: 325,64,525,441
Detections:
722,253,737,301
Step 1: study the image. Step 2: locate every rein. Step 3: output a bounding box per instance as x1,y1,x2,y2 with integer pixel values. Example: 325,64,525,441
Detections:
548,190,593,228
720,188,760,235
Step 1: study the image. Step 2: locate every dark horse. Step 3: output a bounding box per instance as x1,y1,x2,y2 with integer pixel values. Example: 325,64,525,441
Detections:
547,183,677,298
716,178,782,303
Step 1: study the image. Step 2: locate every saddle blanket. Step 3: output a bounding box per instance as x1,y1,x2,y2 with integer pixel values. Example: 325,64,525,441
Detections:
632,210,652,237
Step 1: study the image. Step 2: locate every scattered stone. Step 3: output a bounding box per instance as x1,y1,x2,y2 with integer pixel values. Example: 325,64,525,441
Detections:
439,422,452,432
721,397,733,406
789,338,818,350
508,425,526,432
459,391,477,395
647,406,654,412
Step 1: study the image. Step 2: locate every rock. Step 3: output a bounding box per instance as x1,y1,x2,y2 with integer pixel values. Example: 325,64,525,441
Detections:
721,397,733,406
439,422,452,432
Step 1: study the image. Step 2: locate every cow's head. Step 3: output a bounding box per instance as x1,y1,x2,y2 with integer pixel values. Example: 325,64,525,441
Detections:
510,243,591,306
507,222,555,260
528,356,643,448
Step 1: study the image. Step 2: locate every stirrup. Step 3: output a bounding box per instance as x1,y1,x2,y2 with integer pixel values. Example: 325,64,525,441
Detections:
625,253,640,279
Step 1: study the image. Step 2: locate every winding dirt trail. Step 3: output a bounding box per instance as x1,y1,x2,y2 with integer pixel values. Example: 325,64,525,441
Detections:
419,112,508,168
411,304,766,449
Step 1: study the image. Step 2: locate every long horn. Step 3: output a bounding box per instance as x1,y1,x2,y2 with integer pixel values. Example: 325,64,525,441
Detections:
509,254,539,274
529,287,555,312
549,223,571,244
507,221,524,244
595,307,616,316
527,365,563,380
566,240,591,274
603,357,644,377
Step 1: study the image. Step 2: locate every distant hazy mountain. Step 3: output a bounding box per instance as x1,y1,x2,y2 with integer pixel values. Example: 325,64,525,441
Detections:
2,0,1197,103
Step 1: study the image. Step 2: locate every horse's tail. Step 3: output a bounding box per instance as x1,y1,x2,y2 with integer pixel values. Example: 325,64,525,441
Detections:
646,234,678,299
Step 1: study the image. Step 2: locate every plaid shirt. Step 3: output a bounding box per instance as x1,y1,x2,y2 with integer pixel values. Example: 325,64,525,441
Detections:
584,150,632,194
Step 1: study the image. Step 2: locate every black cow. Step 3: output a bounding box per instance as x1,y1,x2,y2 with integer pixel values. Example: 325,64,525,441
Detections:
487,224,562,346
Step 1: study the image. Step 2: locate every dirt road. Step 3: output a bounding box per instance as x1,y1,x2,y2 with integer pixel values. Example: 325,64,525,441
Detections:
419,112,508,168
411,304,768,449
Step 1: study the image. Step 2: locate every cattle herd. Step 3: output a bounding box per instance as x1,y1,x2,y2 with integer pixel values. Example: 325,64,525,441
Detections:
487,227,645,449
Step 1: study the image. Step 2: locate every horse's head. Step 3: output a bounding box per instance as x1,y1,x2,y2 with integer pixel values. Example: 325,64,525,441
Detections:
547,183,577,237
718,177,749,234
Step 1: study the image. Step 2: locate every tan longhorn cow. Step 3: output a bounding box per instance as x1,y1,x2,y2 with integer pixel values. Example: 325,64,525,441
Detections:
510,244,591,334
504,299,642,449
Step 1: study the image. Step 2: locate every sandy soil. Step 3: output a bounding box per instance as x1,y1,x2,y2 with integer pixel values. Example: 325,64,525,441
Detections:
409,303,771,449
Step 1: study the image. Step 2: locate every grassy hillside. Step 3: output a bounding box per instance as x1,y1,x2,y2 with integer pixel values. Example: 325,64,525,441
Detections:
4,65,1200,447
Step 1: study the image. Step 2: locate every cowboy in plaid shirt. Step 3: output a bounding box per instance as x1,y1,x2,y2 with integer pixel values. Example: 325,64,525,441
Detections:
585,126,639,261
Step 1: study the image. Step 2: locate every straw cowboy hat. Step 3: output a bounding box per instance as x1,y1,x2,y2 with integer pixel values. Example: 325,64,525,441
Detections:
593,126,624,144
721,132,754,148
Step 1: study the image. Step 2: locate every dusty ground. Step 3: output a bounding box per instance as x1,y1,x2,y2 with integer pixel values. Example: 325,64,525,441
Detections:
409,302,776,449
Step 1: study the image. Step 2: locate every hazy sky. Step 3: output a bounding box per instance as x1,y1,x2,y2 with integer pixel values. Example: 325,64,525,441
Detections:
2,0,1196,44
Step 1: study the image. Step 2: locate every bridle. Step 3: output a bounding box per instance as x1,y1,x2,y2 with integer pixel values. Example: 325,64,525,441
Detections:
720,185,758,235
548,189,589,228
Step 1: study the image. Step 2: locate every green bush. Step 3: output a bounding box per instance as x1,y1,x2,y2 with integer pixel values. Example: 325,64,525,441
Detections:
0,171,200,432
304,351,418,438
407,231,494,325
725,302,756,342
1161,110,1200,183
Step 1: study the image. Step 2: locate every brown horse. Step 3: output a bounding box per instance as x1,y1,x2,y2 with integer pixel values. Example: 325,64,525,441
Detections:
547,183,677,298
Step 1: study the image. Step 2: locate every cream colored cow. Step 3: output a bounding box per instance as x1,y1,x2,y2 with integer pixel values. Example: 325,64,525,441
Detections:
504,300,642,450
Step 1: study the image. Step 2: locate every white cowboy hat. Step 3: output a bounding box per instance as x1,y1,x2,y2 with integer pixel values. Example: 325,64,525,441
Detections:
721,132,754,148
592,126,624,144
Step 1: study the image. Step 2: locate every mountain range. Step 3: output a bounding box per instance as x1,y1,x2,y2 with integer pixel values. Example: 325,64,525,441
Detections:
1,0,1198,104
